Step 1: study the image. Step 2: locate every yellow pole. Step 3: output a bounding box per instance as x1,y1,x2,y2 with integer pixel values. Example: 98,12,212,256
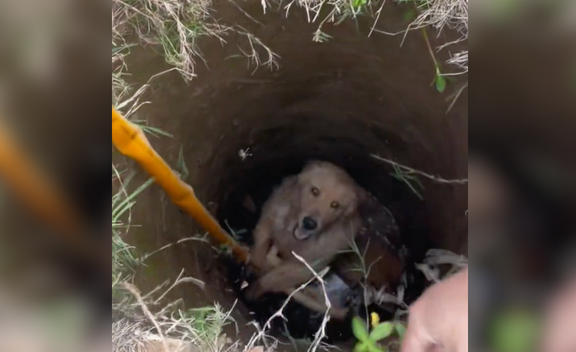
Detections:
0,120,98,262
112,107,248,263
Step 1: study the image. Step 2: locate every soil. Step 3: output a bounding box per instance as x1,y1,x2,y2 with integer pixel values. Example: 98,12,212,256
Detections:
113,0,468,348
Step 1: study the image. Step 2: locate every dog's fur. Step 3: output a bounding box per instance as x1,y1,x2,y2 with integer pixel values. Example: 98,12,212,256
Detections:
246,161,368,303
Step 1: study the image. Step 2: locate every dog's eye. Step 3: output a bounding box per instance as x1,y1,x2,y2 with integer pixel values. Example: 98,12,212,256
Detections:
311,187,320,196
331,202,339,209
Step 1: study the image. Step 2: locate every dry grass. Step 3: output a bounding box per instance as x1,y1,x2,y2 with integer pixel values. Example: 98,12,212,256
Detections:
113,282,241,352
113,0,226,81
111,156,243,351
112,0,279,83
110,0,469,350
111,34,239,350
277,0,467,71
112,0,468,91
412,0,468,71
110,1,287,349
371,154,468,200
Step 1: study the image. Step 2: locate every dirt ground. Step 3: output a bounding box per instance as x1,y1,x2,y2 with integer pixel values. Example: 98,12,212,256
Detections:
113,0,468,348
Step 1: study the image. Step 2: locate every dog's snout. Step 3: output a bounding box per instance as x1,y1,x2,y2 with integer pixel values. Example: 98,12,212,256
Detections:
302,217,317,230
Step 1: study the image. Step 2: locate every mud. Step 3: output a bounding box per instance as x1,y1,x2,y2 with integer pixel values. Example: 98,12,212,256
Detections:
115,0,468,347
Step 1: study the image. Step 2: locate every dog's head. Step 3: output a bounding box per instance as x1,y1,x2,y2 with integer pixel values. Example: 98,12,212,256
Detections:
292,161,366,240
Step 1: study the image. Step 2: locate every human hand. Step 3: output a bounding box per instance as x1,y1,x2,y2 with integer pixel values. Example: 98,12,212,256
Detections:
401,267,468,352
540,276,576,352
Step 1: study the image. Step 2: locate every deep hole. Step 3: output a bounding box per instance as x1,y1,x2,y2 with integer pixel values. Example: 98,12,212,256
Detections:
201,109,467,341
185,80,468,342
214,143,433,340
113,1,468,347
193,74,468,342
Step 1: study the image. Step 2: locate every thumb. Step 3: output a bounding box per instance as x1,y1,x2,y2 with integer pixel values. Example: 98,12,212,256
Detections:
400,320,435,352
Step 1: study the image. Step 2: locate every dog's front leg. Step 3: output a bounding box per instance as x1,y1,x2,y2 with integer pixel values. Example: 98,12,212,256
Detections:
250,221,274,272
246,257,330,299
246,262,312,299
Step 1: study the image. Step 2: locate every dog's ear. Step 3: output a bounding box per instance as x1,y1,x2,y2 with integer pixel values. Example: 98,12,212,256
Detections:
350,187,373,217
301,160,324,172
281,174,299,190
298,160,324,184
355,187,373,207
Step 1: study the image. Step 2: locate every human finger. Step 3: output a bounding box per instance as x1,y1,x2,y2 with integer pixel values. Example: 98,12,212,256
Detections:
400,309,436,352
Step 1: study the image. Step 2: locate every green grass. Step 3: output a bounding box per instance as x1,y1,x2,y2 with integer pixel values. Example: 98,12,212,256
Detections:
111,159,241,350
109,1,470,350
112,166,154,285
130,119,175,139
110,73,241,349
112,42,136,106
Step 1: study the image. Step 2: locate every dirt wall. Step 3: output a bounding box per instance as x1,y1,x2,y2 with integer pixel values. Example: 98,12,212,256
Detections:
116,0,468,345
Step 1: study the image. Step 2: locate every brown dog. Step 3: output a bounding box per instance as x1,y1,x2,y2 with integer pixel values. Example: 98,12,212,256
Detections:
246,161,368,306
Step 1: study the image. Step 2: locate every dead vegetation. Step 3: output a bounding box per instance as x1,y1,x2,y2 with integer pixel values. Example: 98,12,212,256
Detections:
111,0,469,351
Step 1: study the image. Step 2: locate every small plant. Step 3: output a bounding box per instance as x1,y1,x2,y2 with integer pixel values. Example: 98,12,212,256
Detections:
434,65,447,93
352,0,369,11
390,163,425,200
130,119,174,139
177,146,189,179
352,314,406,352
420,27,447,93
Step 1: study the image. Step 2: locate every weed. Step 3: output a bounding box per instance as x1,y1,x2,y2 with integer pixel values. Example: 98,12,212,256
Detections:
114,282,239,352
351,314,405,352
112,168,154,283
352,0,369,11
283,0,467,73
390,163,425,200
113,0,279,83
371,154,467,199
420,27,447,93
112,42,135,105
109,0,470,350
177,146,189,179
130,119,174,139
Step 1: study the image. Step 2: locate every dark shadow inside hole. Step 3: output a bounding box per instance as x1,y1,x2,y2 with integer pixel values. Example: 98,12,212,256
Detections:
214,123,433,341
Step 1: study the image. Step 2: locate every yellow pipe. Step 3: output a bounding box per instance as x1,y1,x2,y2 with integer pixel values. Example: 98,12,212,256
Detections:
0,119,97,262
112,107,249,263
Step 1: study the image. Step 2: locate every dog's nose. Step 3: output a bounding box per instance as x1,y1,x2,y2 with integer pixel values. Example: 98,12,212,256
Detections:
302,217,317,230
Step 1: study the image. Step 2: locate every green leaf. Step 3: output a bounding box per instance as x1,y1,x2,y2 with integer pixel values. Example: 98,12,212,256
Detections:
352,0,368,10
354,341,370,352
369,322,394,341
403,9,416,22
435,75,446,93
352,316,370,342
368,343,384,352
112,43,136,55
395,323,407,340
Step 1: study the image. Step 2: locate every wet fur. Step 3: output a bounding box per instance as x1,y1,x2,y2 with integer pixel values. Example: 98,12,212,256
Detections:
247,161,367,312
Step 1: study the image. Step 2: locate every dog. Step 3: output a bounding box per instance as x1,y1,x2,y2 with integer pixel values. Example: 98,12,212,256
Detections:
245,161,369,314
